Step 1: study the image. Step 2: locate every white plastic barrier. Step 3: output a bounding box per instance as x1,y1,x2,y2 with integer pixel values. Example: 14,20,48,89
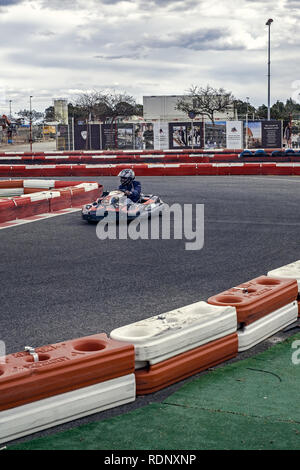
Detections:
0,188,24,197
268,261,300,291
238,301,298,352
76,183,100,192
110,301,237,369
23,180,56,189
0,374,136,445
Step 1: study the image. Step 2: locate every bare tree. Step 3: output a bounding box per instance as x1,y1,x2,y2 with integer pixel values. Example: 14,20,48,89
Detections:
17,109,44,123
75,90,138,122
176,84,235,124
74,90,140,149
75,90,104,120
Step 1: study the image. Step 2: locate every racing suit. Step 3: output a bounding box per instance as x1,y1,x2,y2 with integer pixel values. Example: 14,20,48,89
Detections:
118,180,141,203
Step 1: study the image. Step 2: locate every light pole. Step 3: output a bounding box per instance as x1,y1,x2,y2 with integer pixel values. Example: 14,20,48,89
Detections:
246,97,250,148
266,18,273,121
9,100,12,119
29,95,33,152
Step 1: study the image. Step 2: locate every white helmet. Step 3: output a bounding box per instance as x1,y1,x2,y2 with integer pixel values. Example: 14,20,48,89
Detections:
118,168,135,185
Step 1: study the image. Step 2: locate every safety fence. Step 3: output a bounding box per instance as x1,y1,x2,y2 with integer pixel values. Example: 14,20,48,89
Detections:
0,261,299,443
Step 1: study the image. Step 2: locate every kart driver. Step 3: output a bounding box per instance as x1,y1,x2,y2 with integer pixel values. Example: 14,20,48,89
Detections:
118,169,141,203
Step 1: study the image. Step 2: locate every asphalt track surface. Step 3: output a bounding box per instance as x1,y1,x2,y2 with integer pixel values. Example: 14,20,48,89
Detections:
1,175,300,445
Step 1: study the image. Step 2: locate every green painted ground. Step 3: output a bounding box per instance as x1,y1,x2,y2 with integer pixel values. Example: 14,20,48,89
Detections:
8,333,300,450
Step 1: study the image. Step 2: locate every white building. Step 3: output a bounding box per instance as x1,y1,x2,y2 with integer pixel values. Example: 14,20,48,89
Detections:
143,95,237,122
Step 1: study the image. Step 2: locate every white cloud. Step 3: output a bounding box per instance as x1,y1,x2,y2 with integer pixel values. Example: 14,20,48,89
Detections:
0,0,299,113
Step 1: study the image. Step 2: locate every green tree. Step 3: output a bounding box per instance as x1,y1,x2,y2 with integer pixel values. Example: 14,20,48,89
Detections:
256,104,268,120
234,99,256,119
17,109,44,122
44,106,55,121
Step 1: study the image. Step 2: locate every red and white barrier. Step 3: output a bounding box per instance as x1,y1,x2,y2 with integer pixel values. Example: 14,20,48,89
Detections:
0,162,299,177
0,258,299,442
268,261,300,316
0,333,135,443
0,375,135,444
0,148,287,158
110,301,238,394
1,153,300,165
0,180,102,224
237,302,298,352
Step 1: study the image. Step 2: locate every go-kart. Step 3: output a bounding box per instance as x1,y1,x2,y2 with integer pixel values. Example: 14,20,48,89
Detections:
82,190,164,223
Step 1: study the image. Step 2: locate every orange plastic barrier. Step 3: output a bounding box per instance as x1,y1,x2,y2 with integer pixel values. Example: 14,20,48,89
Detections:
70,187,100,206
207,276,298,326
0,333,134,411
294,165,300,176
41,165,73,177
0,181,102,222
49,189,72,211
53,181,86,188
0,199,17,223
14,196,50,219
196,164,216,175
164,164,198,176
243,163,262,175
23,188,49,194
0,180,23,189
135,333,238,395
260,163,277,175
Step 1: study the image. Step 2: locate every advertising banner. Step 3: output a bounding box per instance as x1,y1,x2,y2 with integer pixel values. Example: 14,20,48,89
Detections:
169,122,203,149
244,120,282,149
205,121,226,149
134,123,154,150
261,121,282,148
226,121,243,149
291,120,300,148
153,122,169,150
244,121,262,148
283,120,292,147
117,124,134,150
74,123,101,150
102,123,134,150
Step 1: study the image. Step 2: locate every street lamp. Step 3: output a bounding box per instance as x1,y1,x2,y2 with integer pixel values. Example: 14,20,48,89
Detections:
9,100,12,119
246,97,250,148
29,95,33,152
266,18,273,121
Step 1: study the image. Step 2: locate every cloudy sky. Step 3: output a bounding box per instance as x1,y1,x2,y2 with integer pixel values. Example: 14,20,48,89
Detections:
0,0,299,114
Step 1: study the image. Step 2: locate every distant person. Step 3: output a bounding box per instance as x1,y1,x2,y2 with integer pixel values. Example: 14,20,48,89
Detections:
179,127,186,146
7,127,13,144
143,124,154,149
284,122,292,147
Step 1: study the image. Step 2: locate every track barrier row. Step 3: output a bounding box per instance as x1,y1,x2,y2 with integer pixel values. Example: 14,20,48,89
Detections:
1,154,300,165
0,180,103,223
1,260,299,443
0,262,299,441
1,148,298,157
0,162,300,177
